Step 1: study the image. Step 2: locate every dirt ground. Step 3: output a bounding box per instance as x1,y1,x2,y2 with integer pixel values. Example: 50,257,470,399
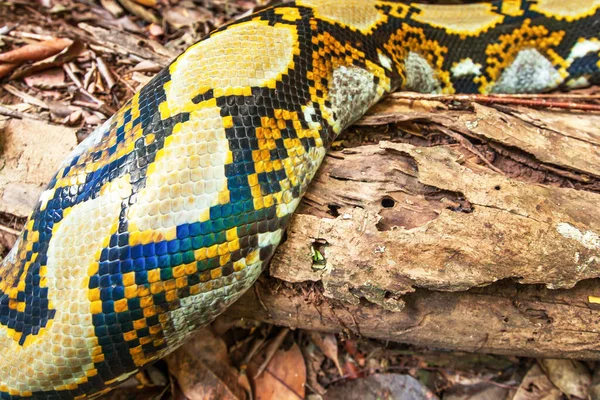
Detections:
1,1,600,399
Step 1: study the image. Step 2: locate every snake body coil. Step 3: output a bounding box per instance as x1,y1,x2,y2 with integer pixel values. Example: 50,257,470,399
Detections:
1,1,599,398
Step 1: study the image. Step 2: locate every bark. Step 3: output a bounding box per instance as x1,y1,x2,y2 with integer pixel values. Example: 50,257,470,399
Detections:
226,93,600,359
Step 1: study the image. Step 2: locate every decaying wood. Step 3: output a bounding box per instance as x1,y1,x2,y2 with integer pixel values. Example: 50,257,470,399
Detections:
226,278,600,360
226,95,600,359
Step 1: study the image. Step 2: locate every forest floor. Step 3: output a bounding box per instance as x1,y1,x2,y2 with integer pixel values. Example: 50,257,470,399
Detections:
0,1,599,399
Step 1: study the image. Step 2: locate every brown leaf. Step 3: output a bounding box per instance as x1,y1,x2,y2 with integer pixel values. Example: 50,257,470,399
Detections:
514,364,562,400
100,0,124,17
301,342,327,396
0,38,72,64
342,358,362,380
443,383,509,400
165,327,246,400
252,343,306,400
164,6,211,29
131,0,157,6
10,39,85,80
118,0,158,23
0,63,19,79
538,359,591,399
23,67,65,88
130,60,162,73
323,374,437,400
309,332,343,376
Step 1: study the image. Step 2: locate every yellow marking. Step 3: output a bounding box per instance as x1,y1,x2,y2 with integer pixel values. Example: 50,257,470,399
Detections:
298,0,387,34
148,269,161,283
501,0,524,17
114,298,128,313
140,296,153,309
220,254,231,266
164,20,298,116
90,301,102,314
589,296,600,304
123,271,135,287
411,3,505,36
89,287,102,303
210,268,223,280
223,116,234,129
164,279,176,292
275,7,302,21
166,290,178,302
531,0,600,21
134,319,147,330
176,276,188,289
234,259,247,272
125,285,137,299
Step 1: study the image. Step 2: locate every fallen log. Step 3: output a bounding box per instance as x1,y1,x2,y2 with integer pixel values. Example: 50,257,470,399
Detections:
225,93,600,359
226,278,600,360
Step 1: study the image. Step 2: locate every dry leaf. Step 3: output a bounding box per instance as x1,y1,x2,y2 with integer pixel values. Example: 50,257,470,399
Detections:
443,383,509,400
130,60,162,73
148,23,164,37
0,63,18,79
10,39,85,80
132,0,156,6
514,364,562,400
342,358,362,380
251,343,306,400
23,67,65,88
539,359,591,399
165,327,245,400
100,0,124,17
164,6,211,29
324,374,437,400
310,332,343,376
301,342,327,396
0,38,72,64
3,83,50,109
118,0,158,23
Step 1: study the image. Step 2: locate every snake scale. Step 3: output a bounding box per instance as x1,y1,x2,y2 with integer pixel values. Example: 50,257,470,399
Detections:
1,0,599,398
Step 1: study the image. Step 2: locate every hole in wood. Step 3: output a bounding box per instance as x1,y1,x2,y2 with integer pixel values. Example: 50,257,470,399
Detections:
327,204,341,218
381,197,396,208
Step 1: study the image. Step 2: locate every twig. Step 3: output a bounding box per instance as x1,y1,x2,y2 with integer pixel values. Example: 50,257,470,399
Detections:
0,224,21,236
436,126,506,175
253,328,290,379
391,92,600,100
389,92,600,112
0,104,47,121
82,61,97,90
95,55,116,90
63,63,82,88
3,84,49,109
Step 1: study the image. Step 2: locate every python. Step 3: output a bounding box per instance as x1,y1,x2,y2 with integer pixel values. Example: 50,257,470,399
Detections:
0,0,599,398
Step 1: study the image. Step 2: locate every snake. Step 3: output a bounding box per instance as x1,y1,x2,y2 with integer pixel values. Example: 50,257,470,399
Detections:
0,0,599,398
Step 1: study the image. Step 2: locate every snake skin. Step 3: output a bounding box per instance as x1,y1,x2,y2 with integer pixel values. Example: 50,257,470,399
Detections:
1,0,599,398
